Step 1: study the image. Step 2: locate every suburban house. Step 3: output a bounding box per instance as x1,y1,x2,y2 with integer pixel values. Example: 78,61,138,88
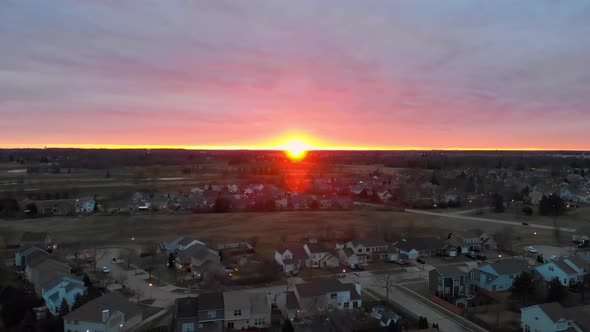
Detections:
338,247,367,268
176,243,222,277
26,257,71,296
447,230,497,254
344,239,389,261
535,256,589,286
470,259,532,292
303,243,340,268
176,237,206,251
75,199,96,214
42,275,86,316
521,302,590,332
290,279,362,317
174,292,225,332
15,246,48,270
274,247,308,273
20,231,53,248
64,291,142,332
160,236,185,252
429,265,470,300
223,291,271,330
395,237,444,260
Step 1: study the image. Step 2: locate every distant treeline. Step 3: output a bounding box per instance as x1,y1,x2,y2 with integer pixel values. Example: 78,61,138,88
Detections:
1,148,589,170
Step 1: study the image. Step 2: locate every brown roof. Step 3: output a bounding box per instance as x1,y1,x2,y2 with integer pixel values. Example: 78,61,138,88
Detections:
295,279,360,299
197,292,224,311
350,238,388,248
286,291,300,310
306,243,328,254
64,291,141,323
175,297,198,319
553,259,578,275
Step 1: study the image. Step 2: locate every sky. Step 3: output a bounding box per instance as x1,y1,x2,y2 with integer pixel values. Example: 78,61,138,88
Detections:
1,1,590,150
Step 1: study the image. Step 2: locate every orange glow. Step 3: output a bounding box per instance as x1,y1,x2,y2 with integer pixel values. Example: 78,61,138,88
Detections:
281,138,311,161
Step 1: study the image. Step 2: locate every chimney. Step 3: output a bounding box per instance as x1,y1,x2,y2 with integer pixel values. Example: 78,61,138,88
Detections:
102,309,110,322
354,281,362,296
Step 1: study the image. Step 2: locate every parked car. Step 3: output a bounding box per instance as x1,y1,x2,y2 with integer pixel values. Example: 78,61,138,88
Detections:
527,246,537,254
466,251,478,259
395,259,409,266
522,222,530,226
416,257,426,264
101,266,110,274
550,255,558,260
476,254,487,260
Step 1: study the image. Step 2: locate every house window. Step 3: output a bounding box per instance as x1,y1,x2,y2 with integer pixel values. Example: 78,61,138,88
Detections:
182,322,195,332
343,302,350,308
366,248,370,252
234,309,242,316
330,293,337,299
207,310,216,319
74,321,79,325
227,322,234,328
353,301,358,308
327,304,334,310
509,274,514,279
524,325,530,332
358,249,362,253
549,266,554,271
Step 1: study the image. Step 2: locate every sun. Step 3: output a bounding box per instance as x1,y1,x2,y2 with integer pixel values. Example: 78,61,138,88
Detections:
282,138,310,161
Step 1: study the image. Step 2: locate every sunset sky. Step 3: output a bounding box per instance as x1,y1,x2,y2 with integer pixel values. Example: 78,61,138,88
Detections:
1,1,590,150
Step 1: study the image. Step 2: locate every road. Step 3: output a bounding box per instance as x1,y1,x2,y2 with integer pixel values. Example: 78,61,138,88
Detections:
404,209,577,233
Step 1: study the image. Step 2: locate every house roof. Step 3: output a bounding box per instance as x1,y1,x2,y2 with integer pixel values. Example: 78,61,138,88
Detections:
198,292,224,311
553,259,578,275
456,229,483,239
486,259,530,276
306,243,328,254
223,291,251,318
17,245,47,257
178,237,196,247
341,247,355,257
566,256,589,271
435,265,466,278
21,232,49,243
175,297,198,319
295,279,360,299
41,275,84,293
64,292,141,323
350,238,388,248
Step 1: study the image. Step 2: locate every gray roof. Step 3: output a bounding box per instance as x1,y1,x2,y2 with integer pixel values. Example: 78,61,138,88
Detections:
296,279,360,299
350,238,388,248
178,237,196,247
553,259,578,275
64,292,141,323
286,291,300,310
487,259,531,276
198,292,224,311
341,247,355,257
175,297,198,319
435,265,466,278
306,243,328,254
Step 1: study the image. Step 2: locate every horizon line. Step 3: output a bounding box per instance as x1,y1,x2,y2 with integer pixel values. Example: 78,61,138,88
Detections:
0,144,588,152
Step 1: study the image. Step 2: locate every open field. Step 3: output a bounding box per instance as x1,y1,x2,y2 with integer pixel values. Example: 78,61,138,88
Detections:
0,210,572,257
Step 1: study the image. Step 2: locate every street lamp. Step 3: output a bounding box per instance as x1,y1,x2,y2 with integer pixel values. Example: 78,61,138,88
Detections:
148,283,153,299
533,232,537,235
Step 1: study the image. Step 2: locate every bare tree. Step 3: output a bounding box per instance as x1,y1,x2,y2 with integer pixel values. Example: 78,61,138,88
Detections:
380,273,397,304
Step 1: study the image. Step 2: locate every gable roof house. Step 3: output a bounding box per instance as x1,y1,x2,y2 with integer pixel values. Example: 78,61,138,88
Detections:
535,256,589,287
293,279,362,317
26,257,71,296
174,292,225,332
521,302,590,332
176,243,222,278
338,247,367,268
42,275,86,316
470,259,532,292
345,239,389,261
274,247,308,274
429,265,471,301
447,229,497,254
303,243,339,269
64,291,142,332
395,237,445,260
223,291,271,330
160,235,185,252
15,246,47,270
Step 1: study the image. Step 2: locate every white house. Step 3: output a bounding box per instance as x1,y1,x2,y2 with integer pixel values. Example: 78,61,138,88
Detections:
64,291,142,332
223,291,271,330
535,256,589,286
41,275,86,316
521,302,590,332
303,243,339,268
291,279,362,317
345,239,389,261
338,247,366,268
274,247,308,273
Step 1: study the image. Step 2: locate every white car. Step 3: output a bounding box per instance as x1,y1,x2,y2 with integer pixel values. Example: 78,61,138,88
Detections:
550,255,558,260
101,266,110,274
527,246,538,254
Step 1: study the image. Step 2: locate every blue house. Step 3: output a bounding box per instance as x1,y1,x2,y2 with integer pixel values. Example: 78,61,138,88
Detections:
535,256,589,287
521,302,590,332
470,259,531,292
41,275,86,316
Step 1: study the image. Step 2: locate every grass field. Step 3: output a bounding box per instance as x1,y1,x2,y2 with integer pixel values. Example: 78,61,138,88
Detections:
0,210,568,258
